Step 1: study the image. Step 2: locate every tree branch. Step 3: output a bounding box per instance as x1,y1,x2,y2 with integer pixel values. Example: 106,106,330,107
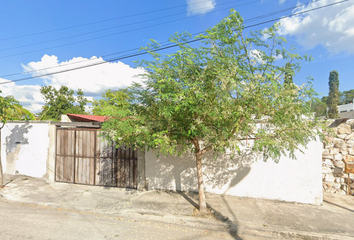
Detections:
201,145,212,155
190,138,200,152
210,39,239,99
261,35,276,78
241,35,255,76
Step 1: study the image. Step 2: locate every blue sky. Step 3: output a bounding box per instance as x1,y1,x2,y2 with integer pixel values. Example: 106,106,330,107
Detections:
0,0,353,112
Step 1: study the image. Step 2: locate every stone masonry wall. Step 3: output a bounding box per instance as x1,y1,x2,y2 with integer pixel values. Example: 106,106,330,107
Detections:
322,119,354,195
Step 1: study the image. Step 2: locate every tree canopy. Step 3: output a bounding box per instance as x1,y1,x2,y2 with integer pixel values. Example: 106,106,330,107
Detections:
40,86,88,120
311,98,327,117
92,89,130,116
339,89,354,105
311,89,354,117
2,95,36,120
284,62,294,85
0,93,17,126
327,70,339,118
101,10,320,212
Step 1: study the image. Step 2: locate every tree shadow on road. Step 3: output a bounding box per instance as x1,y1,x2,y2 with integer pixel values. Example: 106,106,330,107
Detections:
173,150,259,240
178,191,243,240
323,199,354,213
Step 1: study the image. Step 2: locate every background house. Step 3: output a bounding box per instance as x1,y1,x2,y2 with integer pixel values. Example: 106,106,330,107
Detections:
338,101,354,118
61,113,107,122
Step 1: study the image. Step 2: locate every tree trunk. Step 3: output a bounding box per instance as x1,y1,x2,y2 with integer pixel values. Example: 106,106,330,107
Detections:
0,130,3,187
195,151,207,212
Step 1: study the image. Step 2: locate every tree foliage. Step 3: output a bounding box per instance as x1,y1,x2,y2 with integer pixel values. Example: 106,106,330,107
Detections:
92,89,130,116
101,10,320,212
327,70,339,118
339,89,354,105
311,89,354,117
40,86,88,120
310,98,327,117
0,92,17,125
2,96,36,120
284,62,294,85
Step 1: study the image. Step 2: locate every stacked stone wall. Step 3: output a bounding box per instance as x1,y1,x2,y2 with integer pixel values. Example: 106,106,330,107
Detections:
322,119,354,195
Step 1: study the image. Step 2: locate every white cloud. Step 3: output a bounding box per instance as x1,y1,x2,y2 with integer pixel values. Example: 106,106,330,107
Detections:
187,0,215,16
279,0,286,4
278,0,354,54
23,54,145,96
0,80,44,113
1,54,145,113
274,54,283,60
249,49,283,64
249,49,265,64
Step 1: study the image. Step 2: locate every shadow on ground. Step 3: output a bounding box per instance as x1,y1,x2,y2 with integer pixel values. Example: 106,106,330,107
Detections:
323,199,354,213
179,191,243,240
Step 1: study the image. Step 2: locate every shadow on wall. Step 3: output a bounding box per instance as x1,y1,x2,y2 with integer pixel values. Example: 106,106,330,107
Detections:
147,149,261,240
203,150,259,193
5,123,33,174
6,123,32,153
146,148,260,193
145,150,193,191
98,144,116,187
98,157,116,187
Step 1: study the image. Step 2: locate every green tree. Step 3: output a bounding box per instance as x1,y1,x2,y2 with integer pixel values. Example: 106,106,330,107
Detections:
0,91,18,187
312,88,354,117
3,96,36,120
339,89,354,105
92,89,130,116
321,96,328,105
311,98,327,117
284,62,294,85
40,86,88,120
102,10,320,212
327,70,339,118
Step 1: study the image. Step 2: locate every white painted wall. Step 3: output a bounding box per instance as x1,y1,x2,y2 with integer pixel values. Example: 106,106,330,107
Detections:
338,99,354,112
145,138,323,204
45,124,57,181
60,115,72,122
1,122,52,178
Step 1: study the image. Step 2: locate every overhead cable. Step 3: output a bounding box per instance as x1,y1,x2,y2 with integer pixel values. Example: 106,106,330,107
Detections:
0,0,328,79
0,0,235,42
0,0,349,85
0,0,255,58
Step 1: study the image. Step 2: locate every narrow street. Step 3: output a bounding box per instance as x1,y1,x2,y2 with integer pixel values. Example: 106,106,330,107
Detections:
0,198,236,240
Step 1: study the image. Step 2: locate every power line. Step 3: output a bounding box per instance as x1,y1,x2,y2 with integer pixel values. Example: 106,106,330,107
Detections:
0,0,248,53
1,42,193,85
245,0,350,28
0,0,350,85
0,0,323,79
4,0,323,54
0,0,256,59
0,0,229,42
0,0,348,82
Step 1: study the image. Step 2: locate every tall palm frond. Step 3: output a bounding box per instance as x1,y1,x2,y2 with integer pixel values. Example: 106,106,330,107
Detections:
5,104,36,120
